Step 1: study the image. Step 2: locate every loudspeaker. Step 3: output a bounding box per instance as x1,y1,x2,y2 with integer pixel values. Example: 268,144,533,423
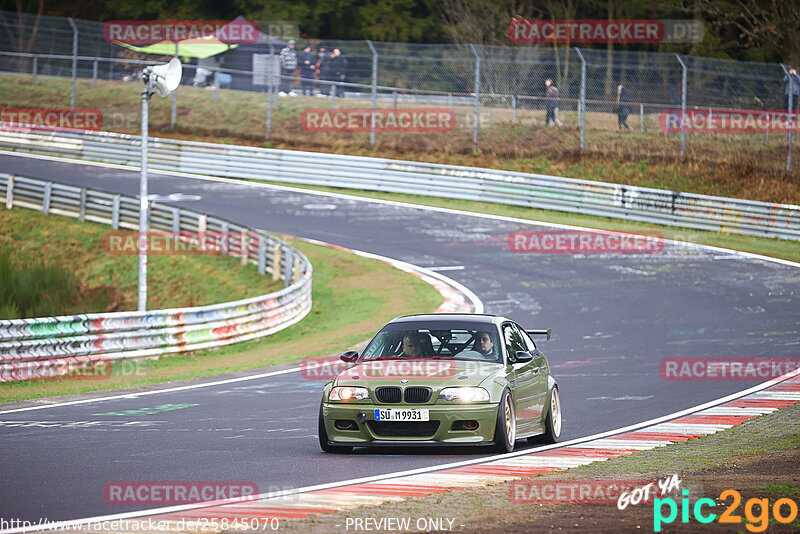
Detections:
150,58,183,98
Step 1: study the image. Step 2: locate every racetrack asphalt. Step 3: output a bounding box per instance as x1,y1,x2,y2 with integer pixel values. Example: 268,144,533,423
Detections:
1,153,798,523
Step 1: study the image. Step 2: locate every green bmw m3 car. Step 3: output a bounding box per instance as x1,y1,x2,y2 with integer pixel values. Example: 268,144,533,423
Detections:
318,314,562,453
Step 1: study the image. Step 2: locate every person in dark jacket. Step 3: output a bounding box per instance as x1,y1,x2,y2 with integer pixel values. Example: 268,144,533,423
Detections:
617,84,630,129
319,49,335,97
299,46,315,96
331,48,347,98
315,47,328,96
544,79,561,127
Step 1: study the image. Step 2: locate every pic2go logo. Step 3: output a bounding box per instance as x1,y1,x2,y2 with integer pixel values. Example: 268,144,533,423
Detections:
654,489,799,532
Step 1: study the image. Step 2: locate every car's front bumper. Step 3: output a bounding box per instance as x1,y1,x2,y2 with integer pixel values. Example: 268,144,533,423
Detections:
322,402,499,446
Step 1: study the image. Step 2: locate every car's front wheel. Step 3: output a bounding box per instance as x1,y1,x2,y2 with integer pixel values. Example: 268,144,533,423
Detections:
318,402,353,453
493,389,516,453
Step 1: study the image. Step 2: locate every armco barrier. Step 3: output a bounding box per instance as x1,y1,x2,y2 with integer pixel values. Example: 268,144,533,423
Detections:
1,128,798,240
0,174,312,381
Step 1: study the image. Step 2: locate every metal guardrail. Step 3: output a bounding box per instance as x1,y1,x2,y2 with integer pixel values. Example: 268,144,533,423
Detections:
0,172,313,381
1,128,798,241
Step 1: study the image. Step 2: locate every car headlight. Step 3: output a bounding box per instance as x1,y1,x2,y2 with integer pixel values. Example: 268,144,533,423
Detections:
438,387,490,402
329,386,370,401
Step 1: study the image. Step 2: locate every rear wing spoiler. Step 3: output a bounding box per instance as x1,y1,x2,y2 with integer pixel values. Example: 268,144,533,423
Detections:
526,328,552,340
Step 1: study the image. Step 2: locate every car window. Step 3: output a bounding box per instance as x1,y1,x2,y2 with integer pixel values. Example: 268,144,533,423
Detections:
361,328,502,362
503,324,526,358
517,325,537,352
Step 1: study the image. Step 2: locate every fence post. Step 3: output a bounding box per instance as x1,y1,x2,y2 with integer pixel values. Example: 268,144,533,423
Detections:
367,40,378,147
393,91,398,112
512,95,516,123
331,83,337,110
213,71,219,102
266,42,274,141
675,54,687,158
32,56,37,85
92,59,98,88
640,103,644,132
68,17,78,110
575,48,586,152
170,40,178,129
469,44,480,152
780,64,794,171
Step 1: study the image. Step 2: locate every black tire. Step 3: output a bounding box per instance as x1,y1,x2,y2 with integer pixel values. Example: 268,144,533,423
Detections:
540,386,562,444
492,389,516,453
318,402,353,453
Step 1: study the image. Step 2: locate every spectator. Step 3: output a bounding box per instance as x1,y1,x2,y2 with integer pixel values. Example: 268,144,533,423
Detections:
278,39,297,96
784,67,800,111
316,47,328,96
299,45,315,96
545,79,562,127
617,84,630,130
332,48,348,98
320,49,336,97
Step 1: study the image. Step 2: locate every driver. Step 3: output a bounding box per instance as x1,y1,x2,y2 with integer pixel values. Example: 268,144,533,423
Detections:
401,332,425,357
475,331,497,360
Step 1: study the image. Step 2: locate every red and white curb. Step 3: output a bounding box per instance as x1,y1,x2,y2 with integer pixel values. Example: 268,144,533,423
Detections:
26,371,796,533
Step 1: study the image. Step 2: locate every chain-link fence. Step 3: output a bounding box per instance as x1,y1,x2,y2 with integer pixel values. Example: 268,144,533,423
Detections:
0,11,796,175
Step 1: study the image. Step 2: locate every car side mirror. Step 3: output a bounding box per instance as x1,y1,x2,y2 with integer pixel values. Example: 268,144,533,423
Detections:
340,351,359,363
514,351,533,363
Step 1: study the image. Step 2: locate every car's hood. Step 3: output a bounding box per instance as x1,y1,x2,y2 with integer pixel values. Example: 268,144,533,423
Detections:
333,358,502,388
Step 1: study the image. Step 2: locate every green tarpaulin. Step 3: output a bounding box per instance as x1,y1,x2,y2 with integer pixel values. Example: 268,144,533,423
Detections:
116,37,236,59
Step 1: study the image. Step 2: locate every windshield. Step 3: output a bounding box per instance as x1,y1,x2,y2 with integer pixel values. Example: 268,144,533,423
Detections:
362,327,503,364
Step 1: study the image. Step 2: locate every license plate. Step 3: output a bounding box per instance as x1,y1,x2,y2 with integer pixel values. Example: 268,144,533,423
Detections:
374,408,430,422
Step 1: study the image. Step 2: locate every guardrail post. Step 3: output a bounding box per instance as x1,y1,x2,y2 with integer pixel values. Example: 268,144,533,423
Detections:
6,175,14,209
575,48,586,153
78,188,86,221
780,63,794,171
272,243,282,281
240,230,249,265
293,256,301,283
676,54,687,158
92,59,98,88
171,207,180,235
367,40,378,147
257,235,266,275
42,182,53,214
111,195,120,229
32,57,37,85
68,18,78,109
283,248,293,287
220,221,229,255
469,44,481,152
